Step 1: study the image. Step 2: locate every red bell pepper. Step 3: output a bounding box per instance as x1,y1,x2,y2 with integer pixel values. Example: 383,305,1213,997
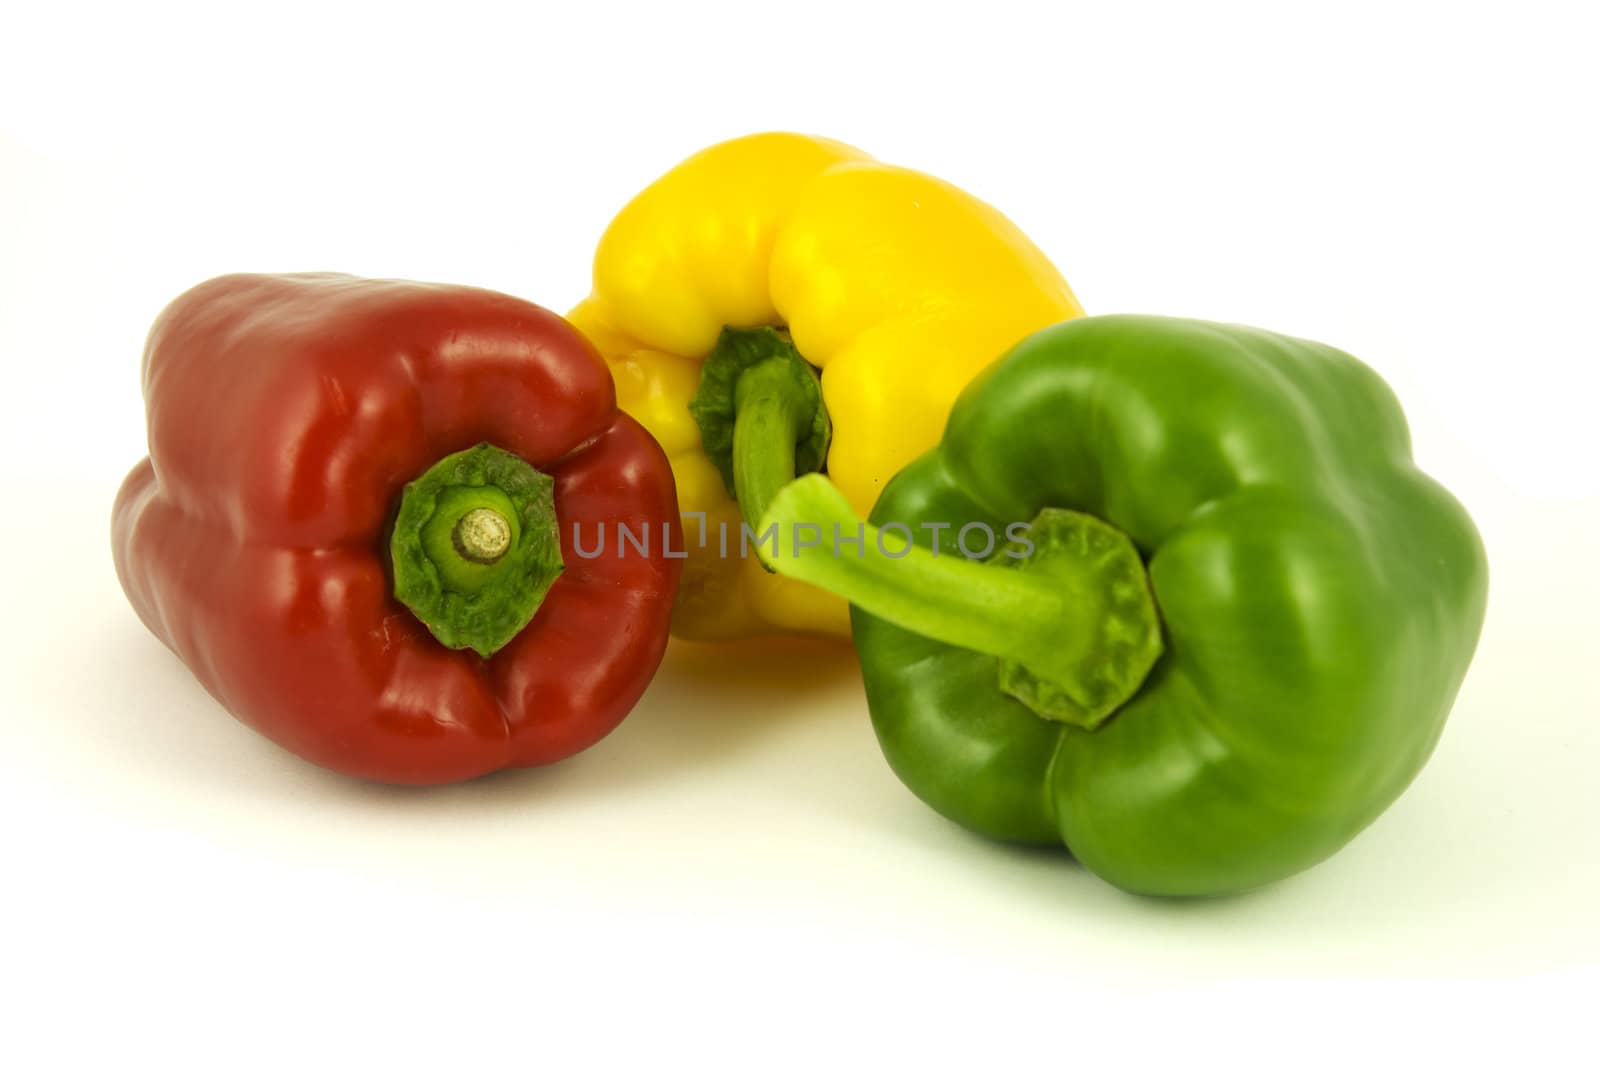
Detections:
113,273,681,784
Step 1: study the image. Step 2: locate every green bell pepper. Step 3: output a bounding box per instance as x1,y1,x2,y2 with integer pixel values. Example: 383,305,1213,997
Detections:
758,315,1488,896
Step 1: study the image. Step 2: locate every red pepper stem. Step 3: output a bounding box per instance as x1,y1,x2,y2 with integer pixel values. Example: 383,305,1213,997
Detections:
390,444,564,658
453,507,513,564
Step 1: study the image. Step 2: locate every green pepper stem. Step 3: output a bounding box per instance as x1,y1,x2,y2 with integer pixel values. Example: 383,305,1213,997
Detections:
756,474,1164,729
761,477,1069,660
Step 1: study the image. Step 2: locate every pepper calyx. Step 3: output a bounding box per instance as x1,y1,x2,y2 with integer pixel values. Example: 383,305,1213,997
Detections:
755,474,1164,728
993,509,1164,729
390,443,564,658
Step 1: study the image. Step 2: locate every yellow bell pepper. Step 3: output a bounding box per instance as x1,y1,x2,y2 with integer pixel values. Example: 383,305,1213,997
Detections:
569,132,1082,641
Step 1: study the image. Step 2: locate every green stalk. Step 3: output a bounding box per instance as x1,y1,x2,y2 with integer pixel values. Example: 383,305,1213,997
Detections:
688,327,831,541
757,475,1164,729
730,357,813,529
390,443,564,658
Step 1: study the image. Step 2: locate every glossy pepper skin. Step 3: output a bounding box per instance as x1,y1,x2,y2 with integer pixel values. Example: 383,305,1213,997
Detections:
113,274,681,785
760,316,1488,896
569,132,1082,640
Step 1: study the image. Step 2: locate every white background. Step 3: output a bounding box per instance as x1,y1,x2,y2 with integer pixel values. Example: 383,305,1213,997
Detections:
3,1,1597,1065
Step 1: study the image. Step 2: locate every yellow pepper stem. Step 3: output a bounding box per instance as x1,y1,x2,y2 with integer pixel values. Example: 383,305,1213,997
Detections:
731,358,814,532
688,326,832,535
